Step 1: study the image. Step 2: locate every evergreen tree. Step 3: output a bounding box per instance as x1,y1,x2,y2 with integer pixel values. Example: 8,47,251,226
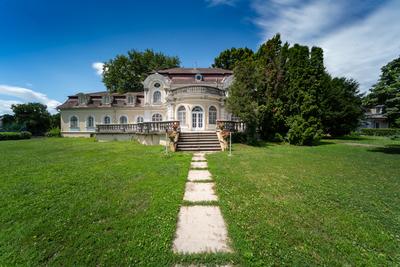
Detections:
364,56,400,127
226,58,260,142
322,78,363,136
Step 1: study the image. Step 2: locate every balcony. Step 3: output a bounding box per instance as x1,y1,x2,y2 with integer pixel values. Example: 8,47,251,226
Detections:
96,121,180,134
170,86,225,97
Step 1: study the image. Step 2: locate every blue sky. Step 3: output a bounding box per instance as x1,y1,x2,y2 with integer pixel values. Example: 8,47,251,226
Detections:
0,0,399,114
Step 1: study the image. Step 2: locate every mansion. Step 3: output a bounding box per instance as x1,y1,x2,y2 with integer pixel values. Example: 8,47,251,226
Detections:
58,68,234,137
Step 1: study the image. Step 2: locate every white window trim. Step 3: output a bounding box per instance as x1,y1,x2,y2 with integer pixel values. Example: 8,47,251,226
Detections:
177,105,187,125
69,115,79,130
86,115,96,129
151,113,163,122
119,115,128,124
136,116,144,123
152,90,162,105
208,106,217,125
103,115,112,124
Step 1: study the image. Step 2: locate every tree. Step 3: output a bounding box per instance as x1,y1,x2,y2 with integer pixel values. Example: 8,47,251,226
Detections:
212,47,254,70
102,49,180,93
363,56,400,127
227,34,363,145
322,78,363,136
11,103,51,135
50,113,61,129
226,58,260,143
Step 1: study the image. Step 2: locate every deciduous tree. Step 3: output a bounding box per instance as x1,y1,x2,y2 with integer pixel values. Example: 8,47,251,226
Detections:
103,49,180,93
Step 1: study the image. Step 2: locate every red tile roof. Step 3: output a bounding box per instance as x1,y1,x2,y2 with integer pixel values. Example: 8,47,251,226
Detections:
155,67,232,75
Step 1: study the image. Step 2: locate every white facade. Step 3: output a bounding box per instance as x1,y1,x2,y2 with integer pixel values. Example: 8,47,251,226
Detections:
59,68,234,137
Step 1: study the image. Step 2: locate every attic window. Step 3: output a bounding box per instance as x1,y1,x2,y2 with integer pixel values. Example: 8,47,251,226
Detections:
102,95,111,104
195,73,203,81
154,82,161,88
127,95,135,105
78,94,87,105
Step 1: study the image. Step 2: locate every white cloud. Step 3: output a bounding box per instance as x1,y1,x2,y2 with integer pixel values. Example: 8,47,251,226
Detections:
206,0,237,7
0,100,21,115
92,62,104,76
0,85,61,115
251,0,400,92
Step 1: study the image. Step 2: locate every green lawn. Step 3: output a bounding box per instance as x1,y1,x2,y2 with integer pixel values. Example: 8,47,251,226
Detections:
0,138,191,266
207,136,400,266
1,137,399,266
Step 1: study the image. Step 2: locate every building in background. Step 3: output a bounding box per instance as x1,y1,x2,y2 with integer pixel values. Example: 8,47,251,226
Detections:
361,105,389,129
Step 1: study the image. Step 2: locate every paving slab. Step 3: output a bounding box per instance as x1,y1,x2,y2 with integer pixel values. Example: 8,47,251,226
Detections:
173,206,232,254
192,155,206,161
191,161,208,169
188,170,212,181
193,152,205,157
183,182,218,202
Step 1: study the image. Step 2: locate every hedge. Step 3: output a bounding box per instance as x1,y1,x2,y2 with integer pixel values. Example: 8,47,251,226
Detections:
46,127,61,137
0,131,32,141
360,128,400,136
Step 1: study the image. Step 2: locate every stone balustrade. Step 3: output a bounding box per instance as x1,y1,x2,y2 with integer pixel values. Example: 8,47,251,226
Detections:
216,120,246,132
170,86,225,97
96,121,180,134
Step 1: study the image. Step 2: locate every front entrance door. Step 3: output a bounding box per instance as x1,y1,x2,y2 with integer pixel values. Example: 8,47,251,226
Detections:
192,106,204,131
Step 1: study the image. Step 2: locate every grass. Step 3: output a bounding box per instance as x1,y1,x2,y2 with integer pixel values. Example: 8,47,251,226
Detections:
0,138,192,266
207,136,400,266
1,136,399,266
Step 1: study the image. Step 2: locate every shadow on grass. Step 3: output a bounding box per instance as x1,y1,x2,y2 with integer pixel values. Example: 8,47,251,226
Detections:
368,144,400,154
317,140,336,146
324,135,368,141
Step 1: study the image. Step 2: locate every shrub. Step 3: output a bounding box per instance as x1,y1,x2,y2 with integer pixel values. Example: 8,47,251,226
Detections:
286,116,322,146
46,127,61,137
0,131,32,141
272,133,284,143
360,128,400,137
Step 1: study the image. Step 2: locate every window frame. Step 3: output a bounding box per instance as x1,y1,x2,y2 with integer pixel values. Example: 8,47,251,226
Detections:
208,106,217,125
103,115,112,124
86,115,95,128
119,115,128,124
70,115,79,129
177,106,186,125
152,91,162,104
136,116,144,123
152,113,163,122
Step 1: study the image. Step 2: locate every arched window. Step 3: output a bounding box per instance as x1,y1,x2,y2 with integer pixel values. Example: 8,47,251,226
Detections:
87,116,95,128
152,113,162,122
177,106,186,125
70,116,78,128
136,116,144,123
119,116,128,124
209,106,217,124
153,91,161,104
104,116,111,124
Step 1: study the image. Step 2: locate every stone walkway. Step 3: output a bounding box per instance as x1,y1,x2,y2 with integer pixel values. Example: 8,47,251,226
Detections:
173,152,232,254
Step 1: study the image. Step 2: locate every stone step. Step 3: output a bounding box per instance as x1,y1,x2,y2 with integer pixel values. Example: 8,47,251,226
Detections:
178,137,219,141
177,147,221,152
178,140,220,145
177,145,220,149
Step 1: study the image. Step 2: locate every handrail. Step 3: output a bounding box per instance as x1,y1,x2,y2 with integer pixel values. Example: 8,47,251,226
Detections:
216,120,246,132
96,121,180,134
170,86,225,97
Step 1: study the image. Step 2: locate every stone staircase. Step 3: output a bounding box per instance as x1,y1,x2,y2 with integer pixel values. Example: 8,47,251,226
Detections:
177,132,221,152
